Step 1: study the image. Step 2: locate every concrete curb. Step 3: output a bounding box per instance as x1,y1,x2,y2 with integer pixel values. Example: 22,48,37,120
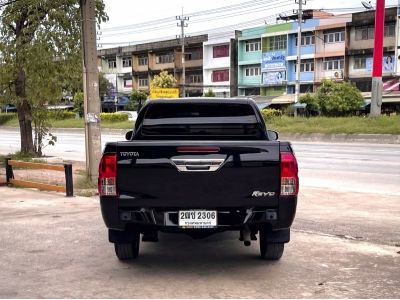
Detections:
1,126,399,144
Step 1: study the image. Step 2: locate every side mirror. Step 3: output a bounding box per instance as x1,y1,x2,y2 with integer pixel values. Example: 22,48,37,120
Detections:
125,130,133,141
267,130,279,141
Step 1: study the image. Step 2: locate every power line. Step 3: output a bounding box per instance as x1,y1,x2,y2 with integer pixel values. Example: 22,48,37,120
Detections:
100,0,292,38
101,0,286,32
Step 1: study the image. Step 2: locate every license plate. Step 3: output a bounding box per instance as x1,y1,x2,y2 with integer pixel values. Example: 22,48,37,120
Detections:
178,210,217,228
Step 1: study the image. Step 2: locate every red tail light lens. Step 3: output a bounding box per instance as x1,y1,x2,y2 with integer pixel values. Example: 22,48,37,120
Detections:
280,152,299,196
98,153,117,196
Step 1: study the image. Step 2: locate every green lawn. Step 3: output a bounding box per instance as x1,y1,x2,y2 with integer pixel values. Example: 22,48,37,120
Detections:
1,117,133,129
267,116,400,134
1,115,399,134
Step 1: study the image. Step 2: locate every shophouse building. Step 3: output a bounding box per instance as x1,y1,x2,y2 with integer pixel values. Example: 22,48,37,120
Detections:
203,31,239,97
237,26,265,96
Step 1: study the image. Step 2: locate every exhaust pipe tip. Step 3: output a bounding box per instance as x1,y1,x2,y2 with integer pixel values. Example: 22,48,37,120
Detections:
244,240,251,247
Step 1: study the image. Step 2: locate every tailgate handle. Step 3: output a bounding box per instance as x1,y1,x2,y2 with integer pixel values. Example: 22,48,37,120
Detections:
172,159,224,172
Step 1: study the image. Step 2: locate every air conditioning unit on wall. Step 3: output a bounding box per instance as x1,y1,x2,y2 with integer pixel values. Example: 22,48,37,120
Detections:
333,70,343,79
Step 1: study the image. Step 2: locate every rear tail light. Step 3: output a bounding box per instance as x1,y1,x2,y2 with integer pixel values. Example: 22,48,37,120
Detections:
98,153,117,196
280,152,299,196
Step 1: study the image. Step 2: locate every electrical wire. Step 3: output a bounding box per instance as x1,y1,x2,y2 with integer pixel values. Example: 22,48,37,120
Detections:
100,0,292,37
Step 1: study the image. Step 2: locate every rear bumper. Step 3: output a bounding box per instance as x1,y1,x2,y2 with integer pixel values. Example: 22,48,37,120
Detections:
100,196,297,232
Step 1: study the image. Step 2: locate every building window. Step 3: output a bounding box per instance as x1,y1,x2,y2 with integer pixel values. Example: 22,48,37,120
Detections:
245,39,261,52
122,57,132,68
324,30,345,43
384,23,395,37
108,59,116,69
138,55,148,66
188,74,203,83
212,69,229,82
156,53,174,64
124,79,132,88
185,49,203,60
267,35,287,51
324,57,344,70
295,33,315,46
213,45,229,58
355,26,374,40
294,60,314,72
354,57,367,69
138,77,148,87
245,66,261,76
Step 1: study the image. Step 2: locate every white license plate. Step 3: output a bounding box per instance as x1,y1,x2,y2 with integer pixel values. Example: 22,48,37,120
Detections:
178,210,217,228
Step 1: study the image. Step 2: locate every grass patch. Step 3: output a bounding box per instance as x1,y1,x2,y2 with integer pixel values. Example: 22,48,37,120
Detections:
75,173,97,189
0,115,133,129
267,116,400,134
1,113,399,134
0,151,36,168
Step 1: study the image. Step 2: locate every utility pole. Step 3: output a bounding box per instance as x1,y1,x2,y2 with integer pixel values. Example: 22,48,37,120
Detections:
177,10,189,98
80,0,102,181
277,2,309,116
370,0,386,117
294,0,305,117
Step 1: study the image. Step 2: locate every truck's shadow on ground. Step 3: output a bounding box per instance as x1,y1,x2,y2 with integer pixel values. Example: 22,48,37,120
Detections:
115,232,282,274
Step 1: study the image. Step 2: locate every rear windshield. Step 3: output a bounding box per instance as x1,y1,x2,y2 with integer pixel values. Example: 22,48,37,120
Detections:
138,103,264,140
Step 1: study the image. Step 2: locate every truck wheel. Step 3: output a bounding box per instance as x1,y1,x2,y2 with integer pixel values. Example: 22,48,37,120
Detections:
259,229,284,260
114,233,140,260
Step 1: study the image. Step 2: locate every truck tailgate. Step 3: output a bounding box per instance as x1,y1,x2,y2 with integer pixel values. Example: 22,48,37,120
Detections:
116,141,280,208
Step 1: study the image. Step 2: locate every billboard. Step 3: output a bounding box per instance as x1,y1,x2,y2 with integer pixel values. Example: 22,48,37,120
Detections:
150,88,180,99
366,55,394,72
262,51,286,71
262,71,286,85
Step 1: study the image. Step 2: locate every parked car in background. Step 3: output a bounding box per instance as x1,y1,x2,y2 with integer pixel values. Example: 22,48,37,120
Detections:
0,104,17,113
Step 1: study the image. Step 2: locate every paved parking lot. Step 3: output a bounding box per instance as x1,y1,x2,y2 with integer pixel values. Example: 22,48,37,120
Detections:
0,187,399,298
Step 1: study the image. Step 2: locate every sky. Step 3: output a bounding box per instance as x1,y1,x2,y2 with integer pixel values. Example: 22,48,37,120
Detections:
99,0,400,48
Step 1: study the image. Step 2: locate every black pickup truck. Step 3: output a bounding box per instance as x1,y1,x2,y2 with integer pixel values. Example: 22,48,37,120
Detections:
99,98,298,261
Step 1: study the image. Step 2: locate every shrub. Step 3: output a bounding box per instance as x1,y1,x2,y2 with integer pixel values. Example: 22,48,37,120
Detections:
48,110,76,120
261,108,282,121
0,113,17,125
100,112,129,122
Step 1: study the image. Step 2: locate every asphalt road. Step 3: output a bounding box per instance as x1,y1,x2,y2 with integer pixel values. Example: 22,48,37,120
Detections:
1,128,399,195
0,187,398,298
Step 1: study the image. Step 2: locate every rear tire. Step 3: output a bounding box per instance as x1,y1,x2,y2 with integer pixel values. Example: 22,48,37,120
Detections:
259,228,284,260
114,232,140,260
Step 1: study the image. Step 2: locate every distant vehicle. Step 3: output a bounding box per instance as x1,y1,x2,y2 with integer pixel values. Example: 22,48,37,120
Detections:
101,95,130,112
99,98,299,261
0,104,17,113
117,111,137,121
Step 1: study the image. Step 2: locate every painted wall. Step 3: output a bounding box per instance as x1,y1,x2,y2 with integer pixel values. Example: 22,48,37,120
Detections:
287,32,315,56
286,61,314,82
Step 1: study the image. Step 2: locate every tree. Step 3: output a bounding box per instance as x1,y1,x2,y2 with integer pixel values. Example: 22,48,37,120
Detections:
126,90,148,112
316,80,364,117
204,88,215,97
300,93,320,116
150,70,177,88
0,0,108,155
99,72,112,99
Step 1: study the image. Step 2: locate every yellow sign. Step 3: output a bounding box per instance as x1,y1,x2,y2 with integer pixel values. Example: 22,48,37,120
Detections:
150,88,180,99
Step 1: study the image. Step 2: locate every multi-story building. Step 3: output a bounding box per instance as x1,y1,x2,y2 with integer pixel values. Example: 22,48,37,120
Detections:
98,35,207,102
346,7,397,92
237,26,265,96
98,46,135,100
314,15,351,86
131,35,207,97
203,32,239,97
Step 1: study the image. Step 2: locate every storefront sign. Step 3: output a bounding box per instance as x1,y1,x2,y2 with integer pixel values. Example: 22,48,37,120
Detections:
262,71,286,85
262,51,286,71
150,88,180,99
366,56,394,72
